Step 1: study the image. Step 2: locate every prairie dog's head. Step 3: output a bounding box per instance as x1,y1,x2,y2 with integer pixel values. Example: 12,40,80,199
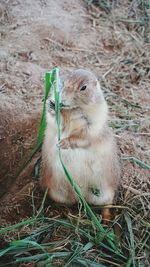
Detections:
60,69,104,109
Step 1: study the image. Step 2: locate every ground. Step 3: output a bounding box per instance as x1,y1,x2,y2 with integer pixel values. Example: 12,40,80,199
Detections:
0,0,150,266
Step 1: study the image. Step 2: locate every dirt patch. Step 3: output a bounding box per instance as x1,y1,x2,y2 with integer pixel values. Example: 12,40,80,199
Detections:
0,0,93,200
0,0,150,265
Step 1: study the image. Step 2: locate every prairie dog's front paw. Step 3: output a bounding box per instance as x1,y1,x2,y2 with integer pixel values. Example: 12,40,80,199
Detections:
57,138,70,149
49,109,55,116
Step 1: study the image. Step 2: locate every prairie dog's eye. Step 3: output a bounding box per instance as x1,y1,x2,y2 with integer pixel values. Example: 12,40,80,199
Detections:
80,85,87,91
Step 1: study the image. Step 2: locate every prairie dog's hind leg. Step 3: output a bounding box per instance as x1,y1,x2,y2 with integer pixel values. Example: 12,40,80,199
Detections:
40,161,52,191
41,171,71,204
102,208,112,224
87,187,115,224
49,183,77,204
100,189,114,224
88,187,115,206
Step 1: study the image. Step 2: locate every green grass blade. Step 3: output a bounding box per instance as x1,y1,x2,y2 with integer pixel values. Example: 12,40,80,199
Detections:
64,243,83,267
122,156,150,170
37,70,55,144
15,252,70,263
124,213,136,267
76,258,107,267
82,241,94,252
35,188,48,218
0,247,13,257
11,69,56,182
15,253,47,262
0,217,39,234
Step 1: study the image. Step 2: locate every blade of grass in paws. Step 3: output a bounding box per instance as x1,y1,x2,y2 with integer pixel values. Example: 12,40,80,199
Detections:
12,70,56,181
53,68,61,141
37,70,55,144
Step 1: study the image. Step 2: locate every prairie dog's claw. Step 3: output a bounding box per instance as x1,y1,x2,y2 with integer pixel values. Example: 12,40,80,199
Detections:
57,138,70,149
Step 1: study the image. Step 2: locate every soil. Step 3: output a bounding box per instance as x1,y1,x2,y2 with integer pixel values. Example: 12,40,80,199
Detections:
0,0,95,209
0,0,149,232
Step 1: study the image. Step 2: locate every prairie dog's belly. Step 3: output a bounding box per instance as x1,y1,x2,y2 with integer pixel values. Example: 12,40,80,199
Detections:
52,146,98,187
46,135,111,204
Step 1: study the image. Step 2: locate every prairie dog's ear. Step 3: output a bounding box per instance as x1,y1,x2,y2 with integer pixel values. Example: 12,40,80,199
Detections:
92,80,105,103
92,79,100,91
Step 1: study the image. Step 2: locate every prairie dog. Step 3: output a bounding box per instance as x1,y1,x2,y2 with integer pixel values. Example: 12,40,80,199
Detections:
41,69,120,215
